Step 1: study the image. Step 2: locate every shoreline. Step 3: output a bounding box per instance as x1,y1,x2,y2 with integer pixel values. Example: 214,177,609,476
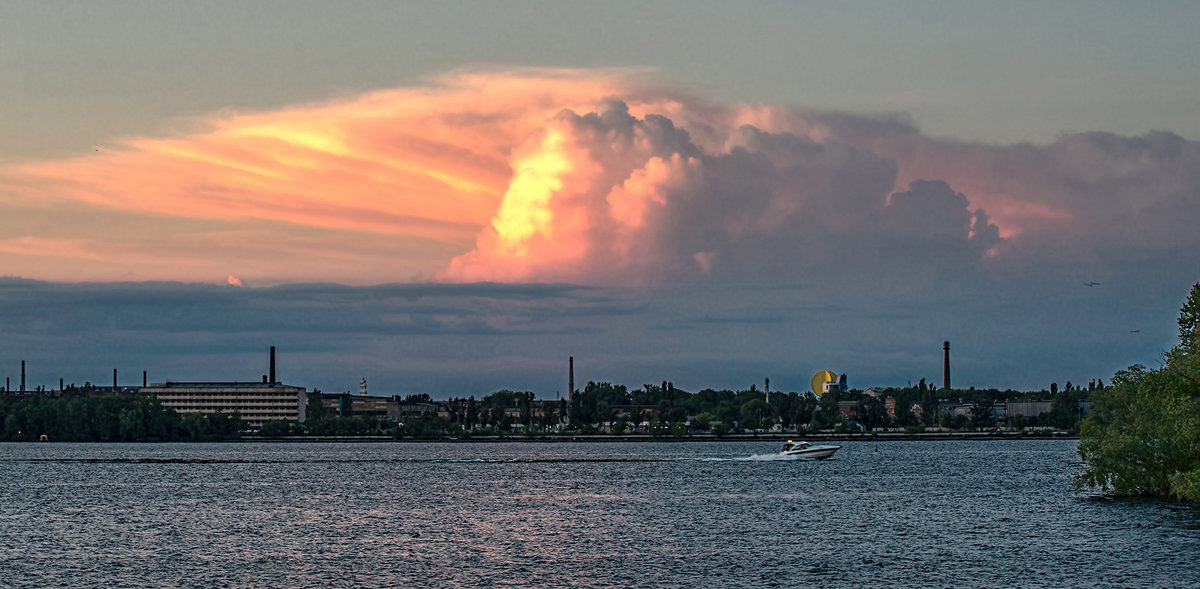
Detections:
250,431,1079,443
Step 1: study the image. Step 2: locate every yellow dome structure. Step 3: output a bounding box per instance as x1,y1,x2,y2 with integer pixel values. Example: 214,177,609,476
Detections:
811,370,838,397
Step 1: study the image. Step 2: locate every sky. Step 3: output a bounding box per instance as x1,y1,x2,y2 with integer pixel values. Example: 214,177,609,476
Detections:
1,1,1198,397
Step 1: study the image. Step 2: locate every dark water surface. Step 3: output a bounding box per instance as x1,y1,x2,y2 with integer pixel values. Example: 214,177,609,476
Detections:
1,440,1196,588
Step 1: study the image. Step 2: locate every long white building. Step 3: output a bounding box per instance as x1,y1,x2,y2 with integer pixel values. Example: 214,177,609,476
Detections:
142,381,308,429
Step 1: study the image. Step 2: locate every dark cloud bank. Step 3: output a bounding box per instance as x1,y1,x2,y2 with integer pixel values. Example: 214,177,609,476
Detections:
0,273,1188,397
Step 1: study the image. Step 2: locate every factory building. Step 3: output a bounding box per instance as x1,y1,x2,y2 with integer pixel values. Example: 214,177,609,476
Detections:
139,346,309,430
142,381,307,430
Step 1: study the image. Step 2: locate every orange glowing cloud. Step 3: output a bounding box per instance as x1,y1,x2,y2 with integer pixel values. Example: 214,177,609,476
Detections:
0,67,687,283
437,106,705,284
0,237,112,263
8,68,673,237
4,66,1189,288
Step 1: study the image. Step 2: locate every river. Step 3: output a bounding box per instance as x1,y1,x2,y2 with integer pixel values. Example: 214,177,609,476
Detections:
1,440,1196,588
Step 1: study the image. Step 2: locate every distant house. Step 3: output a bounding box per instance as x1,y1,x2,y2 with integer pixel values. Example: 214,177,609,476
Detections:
608,404,663,420
823,373,849,394
938,400,973,417
836,401,859,420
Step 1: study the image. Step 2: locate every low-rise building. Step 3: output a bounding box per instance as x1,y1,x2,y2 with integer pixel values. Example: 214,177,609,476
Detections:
938,400,973,417
836,401,859,420
1006,400,1053,419
347,395,395,420
883,397,897,418
320,393,404,421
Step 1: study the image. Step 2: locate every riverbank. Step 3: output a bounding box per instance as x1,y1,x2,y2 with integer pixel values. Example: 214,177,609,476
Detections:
255,430,1078,442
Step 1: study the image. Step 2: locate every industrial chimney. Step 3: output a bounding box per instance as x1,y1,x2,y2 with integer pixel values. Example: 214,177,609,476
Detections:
269,346,276,385
143,370,147,388
113,368,118,391
568,356,574,402
943,341,951,390
21,360,26,393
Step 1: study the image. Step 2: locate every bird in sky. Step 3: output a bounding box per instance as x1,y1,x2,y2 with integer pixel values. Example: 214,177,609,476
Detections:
1083,281,1101,287
1129,329,1140,334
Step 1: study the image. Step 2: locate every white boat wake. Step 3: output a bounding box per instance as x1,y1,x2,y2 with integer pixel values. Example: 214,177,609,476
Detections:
740,453,804,461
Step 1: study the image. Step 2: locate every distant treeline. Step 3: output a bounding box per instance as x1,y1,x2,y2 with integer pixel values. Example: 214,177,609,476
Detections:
2,379,1094,443
564,380,1091,435
1076,282,1200,502
0,390,241,442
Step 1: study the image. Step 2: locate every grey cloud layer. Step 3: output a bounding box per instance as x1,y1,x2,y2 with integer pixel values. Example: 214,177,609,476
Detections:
0,275,1186,396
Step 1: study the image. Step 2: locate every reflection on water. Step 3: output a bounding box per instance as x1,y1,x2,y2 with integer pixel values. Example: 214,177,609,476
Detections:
1,440,1196,588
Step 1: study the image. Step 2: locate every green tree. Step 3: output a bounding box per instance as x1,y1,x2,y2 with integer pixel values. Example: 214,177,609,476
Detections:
1176,282,1200,357
970,399,995,428
539,400,558,430
306,392,327,423
740,399,766,431
518,392,533,430
611,417,627,435
466,396,479,429
258,419,295,437
858,396,886,430
1166,281,1200,382
1077,283,1200,501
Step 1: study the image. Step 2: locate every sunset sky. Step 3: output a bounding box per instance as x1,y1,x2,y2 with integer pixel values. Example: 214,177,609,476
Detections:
2,2,1198,396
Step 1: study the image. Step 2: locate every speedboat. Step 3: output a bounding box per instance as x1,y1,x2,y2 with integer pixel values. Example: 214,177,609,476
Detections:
779,440,840,460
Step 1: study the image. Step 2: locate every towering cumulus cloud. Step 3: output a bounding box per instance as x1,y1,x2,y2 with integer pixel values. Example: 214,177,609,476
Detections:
438,99,1002,285
1,67,1197,287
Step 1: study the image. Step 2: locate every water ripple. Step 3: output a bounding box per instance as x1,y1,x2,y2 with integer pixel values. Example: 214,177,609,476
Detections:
1,440,1197,588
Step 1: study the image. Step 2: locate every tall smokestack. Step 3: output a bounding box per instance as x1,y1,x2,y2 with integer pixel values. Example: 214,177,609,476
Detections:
143,370,147,388
943,341,951,390
765,377,770,404
21,360,26,392
568,356,574,402
114,368,118,390
60,378,64,391
270,346,276,384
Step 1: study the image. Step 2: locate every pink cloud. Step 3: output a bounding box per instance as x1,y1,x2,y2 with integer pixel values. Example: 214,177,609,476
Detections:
1,67,1196,287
